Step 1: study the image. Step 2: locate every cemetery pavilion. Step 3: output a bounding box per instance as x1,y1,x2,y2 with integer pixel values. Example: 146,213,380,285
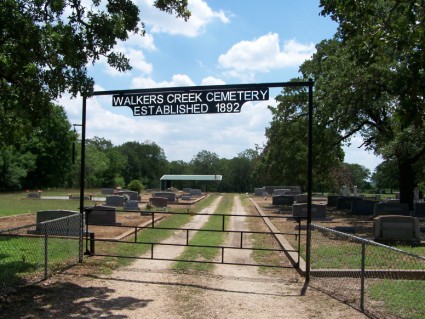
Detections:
160,175,222,191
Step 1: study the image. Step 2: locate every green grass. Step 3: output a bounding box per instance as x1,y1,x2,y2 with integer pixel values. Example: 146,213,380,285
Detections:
368,279,425,319
172,193,234,271
0,235,79,286
0,189,98,217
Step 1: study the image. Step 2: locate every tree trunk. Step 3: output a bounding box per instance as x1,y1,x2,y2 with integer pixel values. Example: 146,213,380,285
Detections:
398,160,414,211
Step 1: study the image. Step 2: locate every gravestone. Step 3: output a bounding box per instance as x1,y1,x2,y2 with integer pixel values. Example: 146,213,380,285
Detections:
181,195,191,201
414,188,420,202
105,195,125,207
153,191,178,202
373,202,410,217
27,192,41,199
117,190,138,201
295,194,308,203
353,186,358,196
101,188,115,195
373,215,420,244
413,203,425,217
124,200,139,211
336,196,362,210
189,189,202,196
149,197,168,208
273,189,290,196
350,199,375,215
33,210,80,236
340,185,350,196
292,203,326,219
327,195,340,207
254,187,266,196
183,188,191,194
272,195,294,206
86,206,118,225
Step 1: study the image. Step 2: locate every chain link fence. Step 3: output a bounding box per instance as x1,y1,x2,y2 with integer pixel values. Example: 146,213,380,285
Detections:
0,213,82,296
309,224,425,319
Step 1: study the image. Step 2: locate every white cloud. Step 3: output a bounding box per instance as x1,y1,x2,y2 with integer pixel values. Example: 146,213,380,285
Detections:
218,33,315,79
138,0,230,37
201,76,226,86
131,74,195,89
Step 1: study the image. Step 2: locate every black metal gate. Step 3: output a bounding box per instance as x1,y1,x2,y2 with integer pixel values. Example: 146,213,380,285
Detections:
83,205,304,269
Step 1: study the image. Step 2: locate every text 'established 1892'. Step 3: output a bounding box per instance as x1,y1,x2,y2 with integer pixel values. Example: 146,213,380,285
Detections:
112,87,269,116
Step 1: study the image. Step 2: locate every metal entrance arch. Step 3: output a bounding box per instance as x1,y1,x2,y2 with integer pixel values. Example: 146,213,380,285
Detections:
78,80,314,276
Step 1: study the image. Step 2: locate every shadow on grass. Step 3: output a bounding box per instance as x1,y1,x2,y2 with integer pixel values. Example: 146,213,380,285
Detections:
0,281,152,319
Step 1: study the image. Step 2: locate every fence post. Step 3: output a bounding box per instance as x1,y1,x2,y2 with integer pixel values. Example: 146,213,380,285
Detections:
44,224,48,280
360,242,366,312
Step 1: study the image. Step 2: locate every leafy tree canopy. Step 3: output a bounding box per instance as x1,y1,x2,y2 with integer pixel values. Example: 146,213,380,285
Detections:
0,0,190,146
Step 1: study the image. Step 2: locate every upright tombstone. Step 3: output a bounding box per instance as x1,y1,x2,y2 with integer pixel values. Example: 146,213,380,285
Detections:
373,202,410,217
413,203,425,217
183,188,191,194
414,187,420,202
124,200,139,211
153,191,177,202
295,194,308,203
273,189,290,196
33,210,80,236
350,199,375,215
336,196,362,210
27,192,41,199
353,186,358,197
292,203,326,219
149,197,168,208
105,195,125,207
254,187,266,196
272,195,294,206
373,215,420,244
327,195,340,207
86,205,118,225
189,189,202,196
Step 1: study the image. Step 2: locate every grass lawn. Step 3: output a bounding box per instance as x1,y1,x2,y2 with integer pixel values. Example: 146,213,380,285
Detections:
0,189,98,217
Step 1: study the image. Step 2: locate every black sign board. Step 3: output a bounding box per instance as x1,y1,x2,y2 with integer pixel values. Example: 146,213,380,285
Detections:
112,87,269,116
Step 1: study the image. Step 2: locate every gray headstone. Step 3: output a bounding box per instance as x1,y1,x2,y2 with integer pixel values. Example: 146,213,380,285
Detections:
189,189,202,196
272,195,294,206
105,195,125,207
295,194,308,203
27,192,41,199
254,187,266,196
413,203,425,217
292,203,326,219
34,210,80,236
149,197,168,208
124,200,139,211
373,215,420,244
153,192,177,202
327,195,340,207
86,206,117,225
336,196,362,210
350,199,375,215
181,195,191,201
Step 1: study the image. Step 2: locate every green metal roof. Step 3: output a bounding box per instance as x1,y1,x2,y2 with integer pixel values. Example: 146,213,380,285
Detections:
160,175,222,181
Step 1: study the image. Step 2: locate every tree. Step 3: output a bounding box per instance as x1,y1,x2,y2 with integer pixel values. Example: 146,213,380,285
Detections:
371,160,399,193
0,0,190,146
22,103,75,188
118,140,167,188
345,163,371,191
190,150,220,175
0,146,36,190
318,0,425,208
260,83,344,192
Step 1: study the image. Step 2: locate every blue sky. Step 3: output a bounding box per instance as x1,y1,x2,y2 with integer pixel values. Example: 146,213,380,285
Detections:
60,0,382,173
